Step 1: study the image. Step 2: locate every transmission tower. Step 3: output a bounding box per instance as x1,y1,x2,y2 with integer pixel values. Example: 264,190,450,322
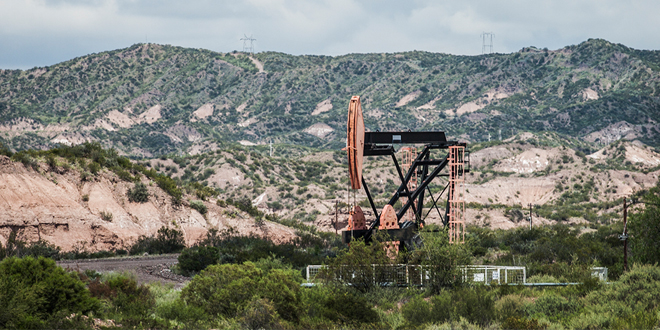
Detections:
481,32,494,54
240,34,256,55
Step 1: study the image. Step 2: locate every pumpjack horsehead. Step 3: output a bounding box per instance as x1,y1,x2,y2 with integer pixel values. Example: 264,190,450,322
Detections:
343,96,469,256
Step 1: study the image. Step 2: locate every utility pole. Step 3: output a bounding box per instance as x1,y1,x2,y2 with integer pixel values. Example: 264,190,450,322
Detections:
269,140,273,157
528,203,533,229
334,200,339,235
619,197,660,272
622,198,629,272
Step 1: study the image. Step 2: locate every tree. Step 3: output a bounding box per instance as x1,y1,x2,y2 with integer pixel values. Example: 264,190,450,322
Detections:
319,239,390,292
628,183,660,265
409,229,473,293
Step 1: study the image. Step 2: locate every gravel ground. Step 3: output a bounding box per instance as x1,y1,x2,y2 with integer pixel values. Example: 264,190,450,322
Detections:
57,254,191,288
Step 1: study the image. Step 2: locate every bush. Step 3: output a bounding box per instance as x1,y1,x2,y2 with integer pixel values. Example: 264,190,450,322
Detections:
0,256,100,328
494,294,527,322
88,273,156,326
450,286,496,325
301,285,380,326
11,151,39,171
527,293,578,320
0,231,61,260
100,211,113,222
240,297,282,330
401,295,434,326
584,264,660,318
88,161,101,175
178,246,219,274
127,182,149,203
129,226,186,255
190,200,207,215
181,262,303,322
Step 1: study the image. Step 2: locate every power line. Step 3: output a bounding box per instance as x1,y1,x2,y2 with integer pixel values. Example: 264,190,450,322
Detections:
481,32,494,54
240,34,256,55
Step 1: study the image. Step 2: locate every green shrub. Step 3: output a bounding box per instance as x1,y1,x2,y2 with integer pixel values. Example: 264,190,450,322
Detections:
129,226,186,255
11,151,38,171
301,285,380,326
450,286,496,325
154,295,210,329
178,246,219,274
0,231,61,261
88,273,157,326
0,256,100,328
181,262,303,322
190,200,207,215
88,161,101,175
495,294,527,321
502,316,543,330
0,142,12,157
401,295,433,326
127,182,149,203
584,264,660,318
611,310,659,330
527,293,578,319
100,211,113,222
240,297,283,330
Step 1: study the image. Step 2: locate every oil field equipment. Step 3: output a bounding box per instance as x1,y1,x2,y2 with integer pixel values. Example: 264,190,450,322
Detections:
343,96,469,251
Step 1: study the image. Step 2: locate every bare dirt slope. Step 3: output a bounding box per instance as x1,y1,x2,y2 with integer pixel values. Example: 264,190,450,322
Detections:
0,156,296,251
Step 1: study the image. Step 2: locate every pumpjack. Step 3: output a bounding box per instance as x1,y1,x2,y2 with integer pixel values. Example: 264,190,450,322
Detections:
342,96,469,253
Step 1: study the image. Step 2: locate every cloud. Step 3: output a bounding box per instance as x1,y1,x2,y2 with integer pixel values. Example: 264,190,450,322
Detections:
0,0,659,69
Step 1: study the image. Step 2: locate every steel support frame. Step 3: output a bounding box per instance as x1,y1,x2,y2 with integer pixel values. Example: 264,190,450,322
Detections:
343,139,467,244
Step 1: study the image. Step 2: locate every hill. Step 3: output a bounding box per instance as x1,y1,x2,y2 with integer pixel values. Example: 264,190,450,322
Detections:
1,39,660,156
0,144,296,251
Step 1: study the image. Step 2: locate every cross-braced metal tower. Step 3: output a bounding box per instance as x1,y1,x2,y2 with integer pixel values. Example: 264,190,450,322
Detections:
481,32,494,54
240,34,256,55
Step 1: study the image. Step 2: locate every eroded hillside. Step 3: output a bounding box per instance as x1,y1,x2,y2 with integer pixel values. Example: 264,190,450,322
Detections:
0,151,296,251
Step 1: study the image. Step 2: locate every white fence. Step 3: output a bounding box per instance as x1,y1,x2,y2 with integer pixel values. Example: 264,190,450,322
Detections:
307,265,608,286
461,265,526,285
306,264,526,286
591,267,608,281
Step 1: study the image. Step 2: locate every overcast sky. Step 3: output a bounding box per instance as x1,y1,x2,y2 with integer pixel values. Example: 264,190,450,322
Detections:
1,0,659,69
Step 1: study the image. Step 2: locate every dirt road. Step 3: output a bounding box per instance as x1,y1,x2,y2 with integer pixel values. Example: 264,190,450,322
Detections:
57,254,191,288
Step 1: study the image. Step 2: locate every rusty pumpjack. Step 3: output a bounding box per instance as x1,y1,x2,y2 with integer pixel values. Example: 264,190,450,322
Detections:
342,96,469,252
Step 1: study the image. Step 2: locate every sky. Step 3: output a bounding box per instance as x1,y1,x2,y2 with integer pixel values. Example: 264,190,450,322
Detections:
1,0,660,69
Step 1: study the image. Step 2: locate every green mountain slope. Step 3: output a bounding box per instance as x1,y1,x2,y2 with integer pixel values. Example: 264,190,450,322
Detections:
1,39,659,156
